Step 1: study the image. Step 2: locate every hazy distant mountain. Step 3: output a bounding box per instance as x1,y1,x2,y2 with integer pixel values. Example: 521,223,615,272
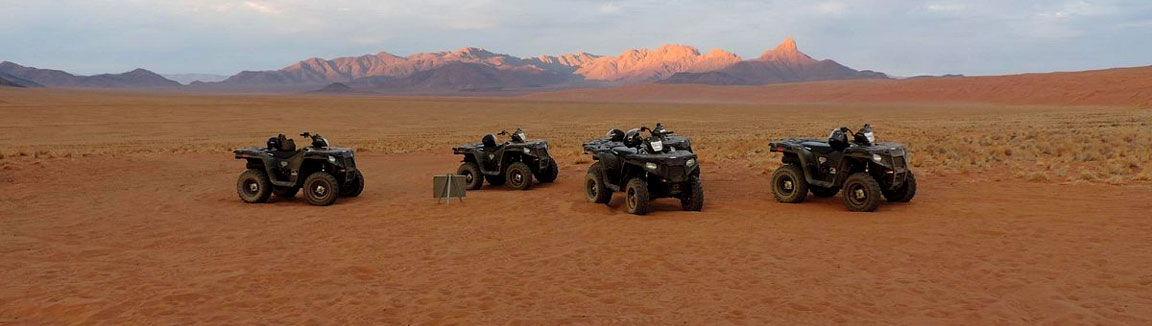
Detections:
524,53,601,74
0,75,23,87
661,39,887,85
312,82,354,93
162,73,229,85
211,47,575,87
354,62,578,93
0,61,180,88
0,72,41,87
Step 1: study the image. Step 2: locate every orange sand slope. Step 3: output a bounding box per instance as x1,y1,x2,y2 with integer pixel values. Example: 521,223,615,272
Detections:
529,66,1152,107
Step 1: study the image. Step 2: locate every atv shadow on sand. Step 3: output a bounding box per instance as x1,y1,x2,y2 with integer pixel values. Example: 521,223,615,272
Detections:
234,132,364,206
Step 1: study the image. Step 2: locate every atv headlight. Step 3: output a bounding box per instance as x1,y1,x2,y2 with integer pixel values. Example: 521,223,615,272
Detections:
872,154,883,163
328,156,337,163
650,140,663,152
524,148,531,154
686,158,696,167
645,162,658,171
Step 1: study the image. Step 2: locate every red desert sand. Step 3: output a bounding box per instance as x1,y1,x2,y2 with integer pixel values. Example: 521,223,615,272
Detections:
1,86,1150,324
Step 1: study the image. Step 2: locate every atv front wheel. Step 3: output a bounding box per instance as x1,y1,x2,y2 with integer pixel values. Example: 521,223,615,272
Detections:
506,162,534,190
341,170,365,197
882,171,917,203
680,176,704,211
303,172,340,206
457,162,484,190
536,161,559,183
272,186,300,199
843,173,882,212
585,163,612,204
625,177,650,215
771,165,808,203
237,169,272,203
810,185,840,198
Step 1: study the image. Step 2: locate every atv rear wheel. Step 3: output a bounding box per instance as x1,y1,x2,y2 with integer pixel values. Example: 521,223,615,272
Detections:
341,170,365,197
303,172,340,206
585,163,612,204
843,173,882,212
810,185,840,198
536,161,559,183
272,186,299,199
625,177,650,215
771,165,808,203
882,171,917,202
680,176,704,211
237,169,272,203
506,162,534,190
457,162,484,190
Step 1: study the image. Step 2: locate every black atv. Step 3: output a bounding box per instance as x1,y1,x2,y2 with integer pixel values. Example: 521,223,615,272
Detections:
583,125,703,215
452,128,558,190
648,122,694,152
234,132,364,206
769,124,916,212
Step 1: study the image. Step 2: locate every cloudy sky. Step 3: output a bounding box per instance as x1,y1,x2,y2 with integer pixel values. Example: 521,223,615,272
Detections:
1,0,1149,76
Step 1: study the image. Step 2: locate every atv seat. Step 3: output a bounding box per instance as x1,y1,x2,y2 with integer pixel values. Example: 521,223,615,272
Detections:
801,141,838,154
611,146,637,155
271,138,298,159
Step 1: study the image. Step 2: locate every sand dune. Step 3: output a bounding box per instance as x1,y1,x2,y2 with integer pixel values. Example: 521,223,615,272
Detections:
531,65,1152,107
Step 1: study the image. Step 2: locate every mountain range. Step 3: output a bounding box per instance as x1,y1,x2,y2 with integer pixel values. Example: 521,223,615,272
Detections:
162,73,230,85
0,61,180,88
200,38,886,93
1,39,887,92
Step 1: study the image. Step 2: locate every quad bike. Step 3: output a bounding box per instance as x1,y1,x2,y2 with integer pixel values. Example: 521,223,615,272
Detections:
583,125,703,215
234,132,364,206
452,128,558,190
769,124,916,212
648,122,694,152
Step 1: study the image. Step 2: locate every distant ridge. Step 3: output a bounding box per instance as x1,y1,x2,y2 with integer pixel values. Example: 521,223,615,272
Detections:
0,75,24,87
660,38,887,85
0,72,41,87
0,61,180,88
187,38,885,93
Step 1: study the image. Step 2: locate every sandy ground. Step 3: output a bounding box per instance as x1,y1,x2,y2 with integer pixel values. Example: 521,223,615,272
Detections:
2,151,1151,325
1,88,1151,324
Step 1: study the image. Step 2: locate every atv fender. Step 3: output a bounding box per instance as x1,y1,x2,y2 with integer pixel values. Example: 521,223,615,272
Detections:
773,146,836,189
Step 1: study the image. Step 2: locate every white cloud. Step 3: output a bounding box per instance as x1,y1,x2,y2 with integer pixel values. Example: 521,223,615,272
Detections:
243,1,282,15
598,3,622,14
924,2,967,12
1025,1,1121,38
814,1,846,16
